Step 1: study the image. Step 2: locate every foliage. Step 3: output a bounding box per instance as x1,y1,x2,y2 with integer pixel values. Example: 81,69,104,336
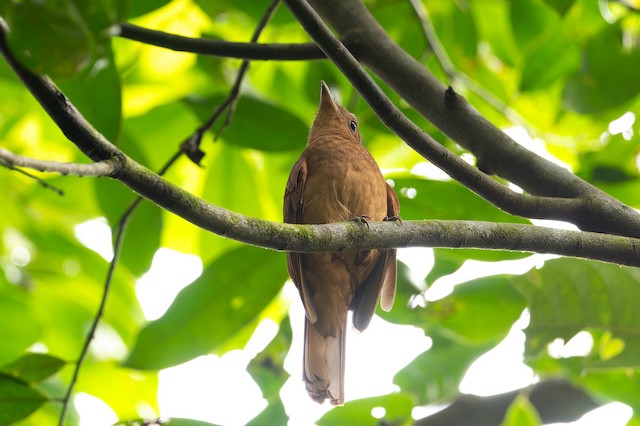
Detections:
0,0,639,424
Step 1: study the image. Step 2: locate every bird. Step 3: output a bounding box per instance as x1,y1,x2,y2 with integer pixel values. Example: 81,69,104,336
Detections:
284,81,400,405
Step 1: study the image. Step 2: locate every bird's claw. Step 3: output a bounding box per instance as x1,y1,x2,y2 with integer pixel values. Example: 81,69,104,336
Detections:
384,215,402,224
349,215,371,229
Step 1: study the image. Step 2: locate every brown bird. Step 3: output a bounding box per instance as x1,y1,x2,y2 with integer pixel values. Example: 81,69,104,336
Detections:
284,81,400,405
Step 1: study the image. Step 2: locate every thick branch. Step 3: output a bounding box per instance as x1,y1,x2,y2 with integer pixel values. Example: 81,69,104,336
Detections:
417,379,600,426
116,23,324,60
0,147,118,176
2,17,640,268
304,0,640,237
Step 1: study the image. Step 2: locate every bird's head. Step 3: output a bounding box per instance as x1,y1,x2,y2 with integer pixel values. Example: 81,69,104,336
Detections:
309,81,361,145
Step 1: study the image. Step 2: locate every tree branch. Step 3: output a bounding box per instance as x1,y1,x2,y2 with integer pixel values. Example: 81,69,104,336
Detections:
0,159,65,195
416,379,600,426
2,17,640,269
0,147,118,176
116,22,324,60
302,0,640,238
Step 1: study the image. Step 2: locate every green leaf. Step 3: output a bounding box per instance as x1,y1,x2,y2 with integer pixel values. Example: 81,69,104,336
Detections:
513,258,640,368
426,275,526,344
1,353,65,383
563,23,640,113
541,0,575,14
510,0,559,52
425,249,467,285
125,246,287,370
395,334,492,404
56,48,122,143
0,298,40,364
185,95,308,151
501,394,542,426
520,27,580,91
126,0,172,18
247,319,291,426
94,140,162,276
116,419,218,426
469,0,520,66
317,393,414,426
0,0,123,78
0,373,47,425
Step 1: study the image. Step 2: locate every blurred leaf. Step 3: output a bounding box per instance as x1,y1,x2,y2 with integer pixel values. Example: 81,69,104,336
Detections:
520,26,580,91
94,138,162,276
185,95,307,151
510,0,559,52
513,258,640,368
469,0,520,66
0,0,123,78
426,275,526,344
1,353,65,383
317,393,414,426
425,249,467,285
395,334,492,404
0,298,40,364
126,0,172,18
247,318,291,426
501,394,542,426
541,0,576,14
56,48,122,143
116,419,218,426
76,361,158,419
0,373,47,425
563,23,640,113
125,246,287,370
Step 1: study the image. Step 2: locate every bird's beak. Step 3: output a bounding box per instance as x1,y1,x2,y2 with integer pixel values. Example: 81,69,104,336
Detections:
320,81,339,113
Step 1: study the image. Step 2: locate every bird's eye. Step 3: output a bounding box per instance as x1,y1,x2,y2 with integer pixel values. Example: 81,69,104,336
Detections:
349,120,357,133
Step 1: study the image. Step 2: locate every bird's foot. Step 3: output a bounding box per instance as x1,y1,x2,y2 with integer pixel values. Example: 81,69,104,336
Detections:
384,215,402,224
348,215,371,229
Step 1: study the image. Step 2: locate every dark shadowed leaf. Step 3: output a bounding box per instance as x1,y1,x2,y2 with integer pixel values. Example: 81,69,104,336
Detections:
125,246,287,370
0,373,47,425
1,353,65,383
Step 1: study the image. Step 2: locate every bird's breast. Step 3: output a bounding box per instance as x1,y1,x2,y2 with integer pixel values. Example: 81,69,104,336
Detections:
301,140,387,225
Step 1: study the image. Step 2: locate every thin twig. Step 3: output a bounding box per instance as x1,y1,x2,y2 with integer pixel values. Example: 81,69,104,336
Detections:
0,147,118,176
0,159,65,195
181,0,282,164
57,206,130,426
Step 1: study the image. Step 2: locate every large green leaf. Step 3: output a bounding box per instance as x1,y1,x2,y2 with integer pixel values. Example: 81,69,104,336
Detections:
56,48,122,143
0,0,124,77
395,334,493,404
509,0,559,52
513,258,640,368
1,353,65,383
317,393,414,426
125,246,287,370
185,95,308,151
563,23,640,113
0,373,47,425
0,298,40,365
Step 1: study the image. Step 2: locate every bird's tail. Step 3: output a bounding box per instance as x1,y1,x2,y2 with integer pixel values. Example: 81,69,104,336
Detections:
303,316,346,405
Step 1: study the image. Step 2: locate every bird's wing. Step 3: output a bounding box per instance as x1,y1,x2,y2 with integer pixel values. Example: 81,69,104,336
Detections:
352,182,400,331
284,157,318,323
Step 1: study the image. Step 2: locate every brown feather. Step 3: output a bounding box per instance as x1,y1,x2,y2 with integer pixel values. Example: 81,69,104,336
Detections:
284,81,400,405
